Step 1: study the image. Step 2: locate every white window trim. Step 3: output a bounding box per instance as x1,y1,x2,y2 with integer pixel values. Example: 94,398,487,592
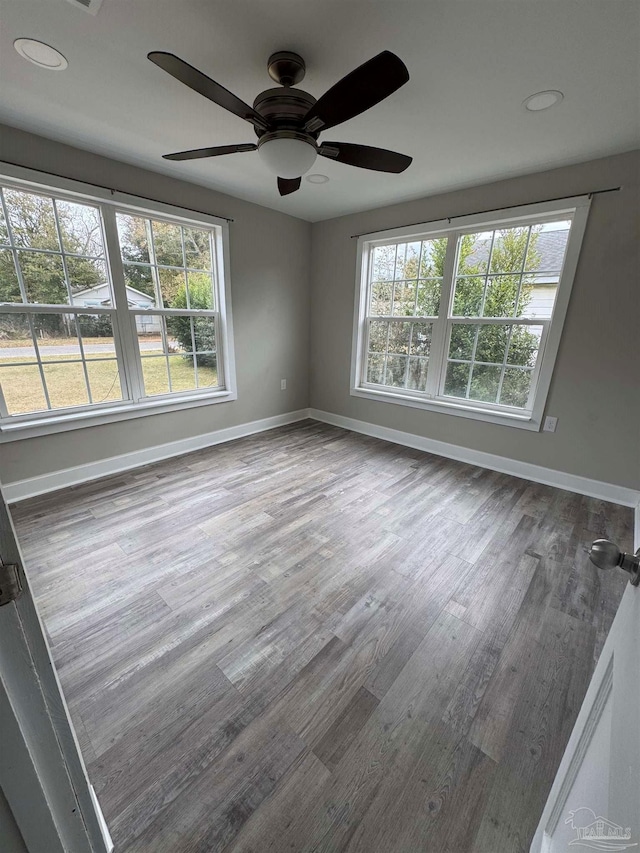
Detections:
0,163,237,442
350,196,591,431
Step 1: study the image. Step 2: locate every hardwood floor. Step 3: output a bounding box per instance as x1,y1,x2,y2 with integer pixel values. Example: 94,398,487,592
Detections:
10,420,633,853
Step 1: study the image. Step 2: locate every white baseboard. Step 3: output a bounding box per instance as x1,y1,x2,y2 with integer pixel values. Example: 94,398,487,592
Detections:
5,406,638,509
3,409,310,503
308,408,640,508
89,785,114,853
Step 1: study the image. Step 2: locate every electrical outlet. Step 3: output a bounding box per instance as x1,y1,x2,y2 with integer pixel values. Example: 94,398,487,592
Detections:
280,379,287,391
543,416,558,433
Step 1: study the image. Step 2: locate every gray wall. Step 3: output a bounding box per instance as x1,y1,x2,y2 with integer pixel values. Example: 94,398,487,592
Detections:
0,125,311,485
309,150,640,489
0,788,27,853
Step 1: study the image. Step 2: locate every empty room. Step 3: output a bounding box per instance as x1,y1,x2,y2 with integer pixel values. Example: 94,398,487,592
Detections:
0,1,638,852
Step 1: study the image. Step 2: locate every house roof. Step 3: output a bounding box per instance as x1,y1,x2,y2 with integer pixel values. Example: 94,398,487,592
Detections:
467,229,569,275
73,282,155,301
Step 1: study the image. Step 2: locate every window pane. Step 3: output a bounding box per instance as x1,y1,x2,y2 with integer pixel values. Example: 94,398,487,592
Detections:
85,359,123,403
525,221,570,272
4,189,59,251
152,220,183,267
458,232,492,275
367,353,384,384
482,275,518,318
18,251,68,304
384,354,408,387
168,354,197,392
67,257,110,302
489,227,529,274
56,200,104,257
0,250,21,302
507,325,543,367
416,279,441,316
0,365,47,414
42,362,89,409
452,276,484,316
372,244,396,281
117,214,150,263
0,314,35,361
517,274,559,319
141,356,170,396
196,356,218,388
370,282,392,315
193,317,216,356
392,281,416,316
187,271,214,310
77,314,117,359
183,228,211,269
35,319,82,360
158,268,185,308
387,321,411,354
410,322,432,356
500,367,533,407
30,312,74,346
469,364,501,403
418,238,447,278
407,356,428,391
368,320,389,353
449,324,476,360
394,242,421,279
123,263,156,301
444,362,470,398
475,325,509,364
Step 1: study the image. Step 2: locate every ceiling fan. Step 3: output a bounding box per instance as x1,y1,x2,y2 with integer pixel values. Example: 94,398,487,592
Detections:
148,49,412,196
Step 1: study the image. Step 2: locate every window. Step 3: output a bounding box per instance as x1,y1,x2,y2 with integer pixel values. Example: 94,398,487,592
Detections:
0,170,235,437
352,198,590,430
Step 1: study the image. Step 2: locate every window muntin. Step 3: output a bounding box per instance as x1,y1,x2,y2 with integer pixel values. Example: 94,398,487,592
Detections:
356,207,582,425
0,180,231,425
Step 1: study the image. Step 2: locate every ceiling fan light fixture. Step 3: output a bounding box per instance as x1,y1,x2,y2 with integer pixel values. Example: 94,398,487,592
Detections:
258,133,317,179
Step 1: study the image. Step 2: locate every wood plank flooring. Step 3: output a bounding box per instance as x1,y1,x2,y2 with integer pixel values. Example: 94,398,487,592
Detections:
10,420,633,853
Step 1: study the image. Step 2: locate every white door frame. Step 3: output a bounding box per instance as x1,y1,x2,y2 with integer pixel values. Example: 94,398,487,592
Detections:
0,486,111,853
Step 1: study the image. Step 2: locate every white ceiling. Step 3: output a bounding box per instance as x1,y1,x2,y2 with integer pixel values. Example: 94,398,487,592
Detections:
0,0,638,222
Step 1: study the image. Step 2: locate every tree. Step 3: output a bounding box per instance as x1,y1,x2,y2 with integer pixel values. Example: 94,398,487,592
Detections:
166,275,216,368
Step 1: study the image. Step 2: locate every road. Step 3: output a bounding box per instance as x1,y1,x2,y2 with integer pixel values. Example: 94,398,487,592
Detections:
0,341,166,358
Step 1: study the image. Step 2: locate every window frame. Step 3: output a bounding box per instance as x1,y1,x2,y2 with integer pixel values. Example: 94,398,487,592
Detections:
0,163,236,442
351,197,591,431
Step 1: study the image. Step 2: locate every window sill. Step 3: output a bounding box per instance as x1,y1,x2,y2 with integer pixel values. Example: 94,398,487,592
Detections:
351,385,541,431
0,389,238,442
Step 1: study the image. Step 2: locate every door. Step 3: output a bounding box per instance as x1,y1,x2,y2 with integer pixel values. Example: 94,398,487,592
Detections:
0,485,112,853
531,518,640,852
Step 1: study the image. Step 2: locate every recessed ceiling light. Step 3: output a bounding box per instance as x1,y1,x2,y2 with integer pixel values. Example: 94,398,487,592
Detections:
14,38,68,70
523,90,563,112
306,174,329,184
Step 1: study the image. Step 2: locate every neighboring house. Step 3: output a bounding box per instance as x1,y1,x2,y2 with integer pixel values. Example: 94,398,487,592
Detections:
72,282,162,335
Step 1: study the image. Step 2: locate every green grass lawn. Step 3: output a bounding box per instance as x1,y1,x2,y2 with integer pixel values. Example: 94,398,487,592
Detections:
0,353,217,415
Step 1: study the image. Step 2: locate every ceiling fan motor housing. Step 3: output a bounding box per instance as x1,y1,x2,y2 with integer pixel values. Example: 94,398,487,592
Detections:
253,88,317,135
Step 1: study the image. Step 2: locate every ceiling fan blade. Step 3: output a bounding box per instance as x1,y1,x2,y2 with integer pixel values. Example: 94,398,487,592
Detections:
163,143,257,161
319,142,412,173
303,51,409,133
278,177,301,196
148,52,269,131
